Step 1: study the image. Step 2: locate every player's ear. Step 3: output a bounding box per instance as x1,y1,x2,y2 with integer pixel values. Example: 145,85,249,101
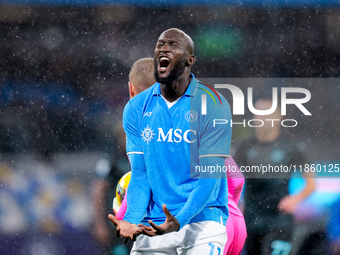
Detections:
186,55,195,66
128,82,136,99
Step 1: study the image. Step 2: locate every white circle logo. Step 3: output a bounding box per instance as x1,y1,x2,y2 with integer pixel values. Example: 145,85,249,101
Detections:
185,110,198,122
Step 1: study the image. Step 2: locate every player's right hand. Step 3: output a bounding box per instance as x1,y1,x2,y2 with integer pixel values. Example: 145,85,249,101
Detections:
138,204,180,236
108,214,141,242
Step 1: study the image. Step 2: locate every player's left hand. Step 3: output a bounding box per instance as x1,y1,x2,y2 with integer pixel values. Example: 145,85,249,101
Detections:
108,214,141,242
138,204,179,236
278,195,300,214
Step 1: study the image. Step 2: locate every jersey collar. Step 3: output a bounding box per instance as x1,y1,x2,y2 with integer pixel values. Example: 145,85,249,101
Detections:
152,73,199,97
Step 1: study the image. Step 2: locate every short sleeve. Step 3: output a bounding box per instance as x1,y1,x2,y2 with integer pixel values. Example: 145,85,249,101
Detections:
198,99,232,158
123,102,143,155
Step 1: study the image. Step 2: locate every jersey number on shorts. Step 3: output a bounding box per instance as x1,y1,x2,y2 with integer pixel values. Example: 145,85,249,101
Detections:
208,243,221,255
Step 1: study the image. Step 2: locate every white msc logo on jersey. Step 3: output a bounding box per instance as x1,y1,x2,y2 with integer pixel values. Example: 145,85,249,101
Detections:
157,128,196,143
141,125,155,144
142,126,197,144
185,110,198,122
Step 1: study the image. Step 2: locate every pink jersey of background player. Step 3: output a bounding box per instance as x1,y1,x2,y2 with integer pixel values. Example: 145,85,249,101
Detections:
114,156,247,255
224,156,247,255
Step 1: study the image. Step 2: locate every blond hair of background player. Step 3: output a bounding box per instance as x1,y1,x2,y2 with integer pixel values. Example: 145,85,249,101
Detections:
128,57,155,99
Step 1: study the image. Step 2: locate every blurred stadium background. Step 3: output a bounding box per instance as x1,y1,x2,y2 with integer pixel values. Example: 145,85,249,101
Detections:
0,0,339,254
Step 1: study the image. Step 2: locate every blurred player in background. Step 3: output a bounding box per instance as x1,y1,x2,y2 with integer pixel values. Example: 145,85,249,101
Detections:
224,157,247,255
108,28,231,254
234,98,315,255
328,198,340,255
91,57,155,255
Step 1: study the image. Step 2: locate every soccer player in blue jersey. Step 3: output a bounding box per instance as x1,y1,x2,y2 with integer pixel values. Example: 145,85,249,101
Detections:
108,28,232,254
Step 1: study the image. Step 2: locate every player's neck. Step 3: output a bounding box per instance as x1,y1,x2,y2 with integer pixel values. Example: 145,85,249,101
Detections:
160,72,191,102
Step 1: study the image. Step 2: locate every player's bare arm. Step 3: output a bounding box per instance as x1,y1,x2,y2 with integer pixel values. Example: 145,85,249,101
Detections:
278,171,315,214
108,214,141,242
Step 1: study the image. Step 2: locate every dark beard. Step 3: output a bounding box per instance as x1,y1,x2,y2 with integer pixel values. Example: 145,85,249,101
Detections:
154,56,187,86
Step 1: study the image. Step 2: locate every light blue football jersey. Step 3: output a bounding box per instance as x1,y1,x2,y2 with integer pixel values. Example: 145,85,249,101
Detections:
123,74,232,226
